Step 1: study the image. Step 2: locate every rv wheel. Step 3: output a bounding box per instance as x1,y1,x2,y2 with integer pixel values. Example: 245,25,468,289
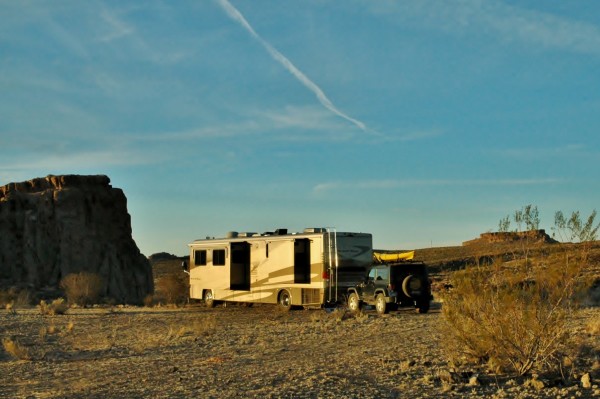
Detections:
348,292,361,313
375,294,389,315
278,290,292,311
204,290,215,308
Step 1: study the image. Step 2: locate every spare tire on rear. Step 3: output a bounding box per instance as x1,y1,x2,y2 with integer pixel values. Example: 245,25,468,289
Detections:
402,275,422,298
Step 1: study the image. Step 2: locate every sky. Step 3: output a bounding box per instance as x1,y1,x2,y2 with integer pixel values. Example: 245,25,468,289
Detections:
1,0,599,256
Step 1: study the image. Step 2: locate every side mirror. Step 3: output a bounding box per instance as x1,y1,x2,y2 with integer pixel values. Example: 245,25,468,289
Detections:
181,260,189,273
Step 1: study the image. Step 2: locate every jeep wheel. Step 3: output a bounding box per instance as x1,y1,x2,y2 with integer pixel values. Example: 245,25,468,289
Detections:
375,294,389,315
204,290,215,308
348,292,361,313
416,300,430,314
278,289,292,312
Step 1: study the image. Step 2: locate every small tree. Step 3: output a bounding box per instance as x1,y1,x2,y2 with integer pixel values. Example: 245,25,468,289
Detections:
498,204,542,265
553,209,599,243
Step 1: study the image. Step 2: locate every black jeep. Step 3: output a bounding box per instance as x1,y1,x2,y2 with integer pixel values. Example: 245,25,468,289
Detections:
347,262,432,314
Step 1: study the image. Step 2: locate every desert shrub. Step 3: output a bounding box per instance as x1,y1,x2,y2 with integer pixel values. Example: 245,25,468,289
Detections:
442,258,585,377
586,318,600,336
155,273,189,305
143,294,155,307
2,337,32,361
5,303,17,315
39,298,69,315
60,272,104,306
0,288,32,308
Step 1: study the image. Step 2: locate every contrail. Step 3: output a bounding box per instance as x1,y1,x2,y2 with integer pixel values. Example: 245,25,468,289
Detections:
217,0,368,132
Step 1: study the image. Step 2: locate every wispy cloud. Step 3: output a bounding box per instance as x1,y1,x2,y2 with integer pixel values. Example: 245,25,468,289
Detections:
497,144,588,160
313,178,562,193
369,0,600,56
99,8,134,42
133,105,361,143
216,0,371,133
395,130,443,142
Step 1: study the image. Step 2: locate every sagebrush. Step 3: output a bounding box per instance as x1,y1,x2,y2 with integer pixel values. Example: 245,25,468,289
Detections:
155,273,189,305
2,337,32,361
39,298,69,315
60,272,104,306
441,259,585,376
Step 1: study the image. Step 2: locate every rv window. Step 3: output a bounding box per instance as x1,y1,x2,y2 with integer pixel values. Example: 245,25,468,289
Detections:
213,249,226,266
194,250,207,266
266,243,269,258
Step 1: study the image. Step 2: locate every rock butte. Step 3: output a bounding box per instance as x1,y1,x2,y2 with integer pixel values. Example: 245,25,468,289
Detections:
0,174,153,304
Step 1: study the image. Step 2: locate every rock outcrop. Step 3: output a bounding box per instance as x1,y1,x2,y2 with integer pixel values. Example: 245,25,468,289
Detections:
462,230,558,246
0,175,153,304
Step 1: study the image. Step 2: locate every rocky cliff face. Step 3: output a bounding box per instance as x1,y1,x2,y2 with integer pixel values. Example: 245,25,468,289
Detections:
0,175,153,304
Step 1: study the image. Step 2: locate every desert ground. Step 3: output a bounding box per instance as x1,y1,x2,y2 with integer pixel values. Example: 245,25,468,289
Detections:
2,240,600,398
1,301,598,399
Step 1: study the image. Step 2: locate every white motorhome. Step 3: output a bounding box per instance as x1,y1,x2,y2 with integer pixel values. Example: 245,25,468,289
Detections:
186,228,372,310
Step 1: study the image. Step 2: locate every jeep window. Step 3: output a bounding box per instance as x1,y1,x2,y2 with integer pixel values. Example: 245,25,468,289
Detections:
368,268,376,281
378,268,389,281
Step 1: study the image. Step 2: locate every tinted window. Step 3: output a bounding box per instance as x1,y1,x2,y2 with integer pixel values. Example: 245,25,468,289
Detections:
213,249,226,266
378,268,389,281
368,268,376,281
194,250,207,266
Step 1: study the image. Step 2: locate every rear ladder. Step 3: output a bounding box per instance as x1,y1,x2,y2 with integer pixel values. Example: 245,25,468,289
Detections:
325,228,339,304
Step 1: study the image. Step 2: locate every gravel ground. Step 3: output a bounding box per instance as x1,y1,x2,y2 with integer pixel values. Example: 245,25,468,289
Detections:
1,303,598,399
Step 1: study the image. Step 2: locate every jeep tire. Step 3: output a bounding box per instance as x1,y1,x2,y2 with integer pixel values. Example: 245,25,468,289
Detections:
375,293,389,315
348,292,361,313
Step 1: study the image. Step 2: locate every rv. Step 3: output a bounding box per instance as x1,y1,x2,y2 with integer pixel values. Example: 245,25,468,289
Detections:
185,228,372,310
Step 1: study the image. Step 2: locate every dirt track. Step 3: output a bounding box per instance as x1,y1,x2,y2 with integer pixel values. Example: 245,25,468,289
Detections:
1,303,599,399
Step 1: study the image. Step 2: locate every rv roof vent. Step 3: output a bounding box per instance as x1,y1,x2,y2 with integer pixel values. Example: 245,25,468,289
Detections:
304,227,325,233
238,232,257,237
226,231,239,238
274,228,288,235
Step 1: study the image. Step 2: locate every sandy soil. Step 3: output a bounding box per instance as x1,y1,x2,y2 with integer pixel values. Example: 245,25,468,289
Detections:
1,303,598,399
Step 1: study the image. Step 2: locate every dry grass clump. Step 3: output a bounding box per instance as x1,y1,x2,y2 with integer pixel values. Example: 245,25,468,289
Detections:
5,302,17,315
39,298,69,315
143,294,155,307
441,258,585,377
0,288,32,308
2,337,32,361
60,272,104,306
586,318,600,336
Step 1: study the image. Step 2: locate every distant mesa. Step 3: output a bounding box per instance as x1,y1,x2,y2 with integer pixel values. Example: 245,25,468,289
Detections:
0,174,153,304
463,230,558,246
148,252,179,261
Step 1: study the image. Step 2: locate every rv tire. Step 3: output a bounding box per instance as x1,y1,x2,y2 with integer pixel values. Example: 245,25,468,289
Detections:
204,290,215,308
278,289,292,311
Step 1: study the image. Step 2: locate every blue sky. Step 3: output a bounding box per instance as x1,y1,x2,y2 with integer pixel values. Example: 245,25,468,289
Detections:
1,1,599,256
